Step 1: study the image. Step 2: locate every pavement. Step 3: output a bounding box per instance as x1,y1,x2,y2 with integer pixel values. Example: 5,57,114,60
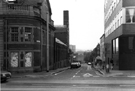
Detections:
11,67,70,78
95,67,135,78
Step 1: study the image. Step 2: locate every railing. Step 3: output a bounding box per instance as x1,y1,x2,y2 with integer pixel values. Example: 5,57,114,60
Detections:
2,4,40,17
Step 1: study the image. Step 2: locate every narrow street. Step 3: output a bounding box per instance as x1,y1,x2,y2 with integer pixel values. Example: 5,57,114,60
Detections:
1,64,135,91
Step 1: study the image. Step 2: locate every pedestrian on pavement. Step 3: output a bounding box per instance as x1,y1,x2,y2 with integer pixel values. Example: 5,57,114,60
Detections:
110,59,114,70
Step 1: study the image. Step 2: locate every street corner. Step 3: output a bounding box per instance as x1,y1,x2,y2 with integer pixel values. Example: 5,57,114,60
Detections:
51,67,70,75
106,72,124,77
93,67,105,75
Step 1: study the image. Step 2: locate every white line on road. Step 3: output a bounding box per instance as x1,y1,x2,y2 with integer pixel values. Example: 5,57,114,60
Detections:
54,71,65,75
75,70,81,75
2,86,107,91
127,76,135,78
83,73,93,77
120,85,135,87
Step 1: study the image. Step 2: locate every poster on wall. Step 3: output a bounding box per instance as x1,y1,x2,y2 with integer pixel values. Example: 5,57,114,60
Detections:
25,52,32,67
11,52,18,67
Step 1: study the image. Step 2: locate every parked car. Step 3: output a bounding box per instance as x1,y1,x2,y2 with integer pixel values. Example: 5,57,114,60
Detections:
1,70,11,82
70,61,81,68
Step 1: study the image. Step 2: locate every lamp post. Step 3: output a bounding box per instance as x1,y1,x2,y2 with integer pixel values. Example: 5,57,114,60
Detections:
37,2,42,71
46,11,49,72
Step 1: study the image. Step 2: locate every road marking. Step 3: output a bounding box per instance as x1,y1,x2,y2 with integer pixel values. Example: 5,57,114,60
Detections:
127,76,135,78
2,86,107,90
53,71,65,76
87,65,91,70
75,69,81,75
73,85,76,86
83,73,93,77
120,85,135,87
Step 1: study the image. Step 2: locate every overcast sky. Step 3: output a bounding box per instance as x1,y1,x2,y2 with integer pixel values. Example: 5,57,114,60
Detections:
50,0,104,51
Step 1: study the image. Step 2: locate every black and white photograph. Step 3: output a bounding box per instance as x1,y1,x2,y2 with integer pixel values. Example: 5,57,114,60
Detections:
1,0,135,91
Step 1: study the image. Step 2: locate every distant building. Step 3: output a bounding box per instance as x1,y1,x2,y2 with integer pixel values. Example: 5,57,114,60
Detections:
54,10,70,68
95,44,100,57
104,0,135,70
69,45,76,53
55,10,69,47
54,25,68,45
54,10,69,52
100,34,105,62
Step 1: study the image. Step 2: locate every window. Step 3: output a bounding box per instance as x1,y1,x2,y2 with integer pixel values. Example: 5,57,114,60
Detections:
10,52,19,67
115,22,117,29
24,52,32,67
129,37,134,50
113,40,116,54
116,38,119,53
9,26,33,42
118,20,119,27
10,27,19,42
24,27,32,42
120,16,122,24
43,31,47,44
112,38,119,54
126,8,135,23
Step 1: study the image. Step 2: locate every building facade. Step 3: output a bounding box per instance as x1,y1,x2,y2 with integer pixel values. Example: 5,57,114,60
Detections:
54,10,70,68
0,0,55,72
104,0,135,70
55,10,69,48
54,38,69,69
100,34,105,62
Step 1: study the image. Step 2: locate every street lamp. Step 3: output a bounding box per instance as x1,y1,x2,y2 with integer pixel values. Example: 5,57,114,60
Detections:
46,11,49,72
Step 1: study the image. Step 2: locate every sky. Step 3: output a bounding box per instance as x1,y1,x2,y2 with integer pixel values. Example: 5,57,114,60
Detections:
49,0,104,51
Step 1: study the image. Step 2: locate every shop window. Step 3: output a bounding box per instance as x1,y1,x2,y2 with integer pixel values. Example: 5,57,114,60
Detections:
24,52,32,67
112,38,119,54
116,38,119,53
113,39,116,54
10,52,18,67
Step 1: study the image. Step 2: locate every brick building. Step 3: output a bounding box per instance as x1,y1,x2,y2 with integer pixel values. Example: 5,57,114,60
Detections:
0,0,55,72
54,10,70,68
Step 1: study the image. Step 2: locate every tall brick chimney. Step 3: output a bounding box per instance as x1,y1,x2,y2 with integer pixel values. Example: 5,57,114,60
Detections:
63,10,69,28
